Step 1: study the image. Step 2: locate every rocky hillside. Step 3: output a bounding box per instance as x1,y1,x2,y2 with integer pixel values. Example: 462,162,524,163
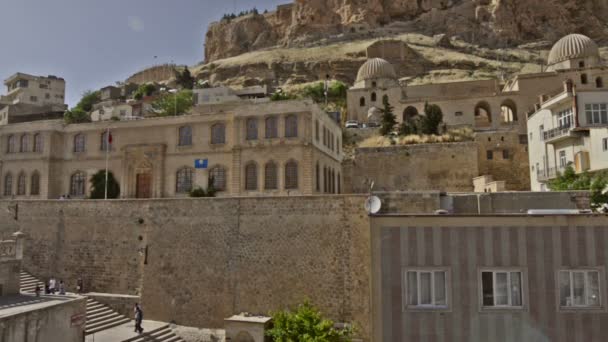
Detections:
191,0,608,90
204,0,608,63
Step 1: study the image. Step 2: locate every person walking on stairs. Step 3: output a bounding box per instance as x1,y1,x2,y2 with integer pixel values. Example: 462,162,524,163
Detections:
134,303,144,334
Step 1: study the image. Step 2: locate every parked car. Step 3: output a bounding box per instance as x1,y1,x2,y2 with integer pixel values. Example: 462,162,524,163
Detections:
345,120,360,129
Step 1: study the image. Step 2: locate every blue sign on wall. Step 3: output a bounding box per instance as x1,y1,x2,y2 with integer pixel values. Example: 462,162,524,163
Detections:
195,159,208,169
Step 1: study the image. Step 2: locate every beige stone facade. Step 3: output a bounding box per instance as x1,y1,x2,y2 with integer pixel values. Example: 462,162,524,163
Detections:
0,99,342,199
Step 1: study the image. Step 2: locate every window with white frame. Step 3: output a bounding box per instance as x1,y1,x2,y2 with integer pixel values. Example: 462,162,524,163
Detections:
559,150,567,168
481,270,523,308
405,270,448,308
559,270,601,308
557,108,574,129
585,104,608,125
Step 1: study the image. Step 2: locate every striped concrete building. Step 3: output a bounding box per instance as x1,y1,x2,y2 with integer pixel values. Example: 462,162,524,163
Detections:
371,214,608,342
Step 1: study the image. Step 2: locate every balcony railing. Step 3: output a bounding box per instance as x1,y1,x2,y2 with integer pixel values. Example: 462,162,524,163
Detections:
537,167,558,181
542,124,573,141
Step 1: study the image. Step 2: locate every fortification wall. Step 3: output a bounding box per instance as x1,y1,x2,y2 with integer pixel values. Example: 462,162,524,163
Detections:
343,142,479,193
125,64,178,85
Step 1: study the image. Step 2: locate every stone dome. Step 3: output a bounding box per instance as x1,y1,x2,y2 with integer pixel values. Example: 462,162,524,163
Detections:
547,34,600,65
356,58,397,83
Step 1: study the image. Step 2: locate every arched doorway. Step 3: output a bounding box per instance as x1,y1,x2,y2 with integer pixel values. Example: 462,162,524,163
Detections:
500,99,518,124
402,106,419,122
235,331,255,342
474,101,492,127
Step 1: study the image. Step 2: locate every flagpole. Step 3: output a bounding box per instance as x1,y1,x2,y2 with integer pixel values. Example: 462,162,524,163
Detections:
104,127,110,200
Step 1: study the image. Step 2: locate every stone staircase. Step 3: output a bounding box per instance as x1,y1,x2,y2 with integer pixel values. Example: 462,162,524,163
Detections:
121,324,185,342
19,271,184,341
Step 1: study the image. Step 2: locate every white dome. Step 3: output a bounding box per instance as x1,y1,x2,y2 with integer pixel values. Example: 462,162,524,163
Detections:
356,58,397,83
547,34,600,65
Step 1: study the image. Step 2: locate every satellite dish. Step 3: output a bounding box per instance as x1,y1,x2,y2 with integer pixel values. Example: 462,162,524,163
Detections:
365,196,382,214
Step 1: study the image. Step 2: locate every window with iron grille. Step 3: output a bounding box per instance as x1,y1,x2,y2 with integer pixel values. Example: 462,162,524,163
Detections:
30,172,40,196
209,166,226,191
265,117,278,139
70,172,86,197
285,115,298,138
246,118,258,140
33,133,43,153
17,173,26,195
178,126,193,146
74,134,85,153
20,134,29,152
4,174,12,196
7,135,15,153
245,163,258,191
176,168,194,193
211,123,226,144
264,162,278,190
285,161,298,189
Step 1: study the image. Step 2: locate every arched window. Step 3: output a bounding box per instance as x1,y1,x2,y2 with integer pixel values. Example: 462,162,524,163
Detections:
6,135,15,153
20,134,29,152
581,74,588,84
314,120,319,141
33,133,42,153
209,166,227,191
16,172,26,195
264,162,278,190
265,116,278,139
30,172,40,196
474,101,492,127
178,126,192,146
500,100,518,123
284,115,298,138
176,167,194,193
330,169,335,194
285,161,298,189
211,123,225,144
73,134,85,153
70,171,86,197
371,92,377,102
360,97,366,107
246,118,258,140
100,131,111,151
596,77,604,88
372,81,377,88
337,172,341,194
3,173,12,196
244,162,258,191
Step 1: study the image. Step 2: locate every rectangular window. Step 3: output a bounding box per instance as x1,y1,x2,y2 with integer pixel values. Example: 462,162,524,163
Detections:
585,103,608,125
481,270,523,308
45,93,50,99
603,138,608,151
486,150,493,160
539,125,544,141
502,150,510,159
559,150,567,167
559,270,601,308
30,96,37,102
405,270,448,309
455,111,463,116
557,108,574,128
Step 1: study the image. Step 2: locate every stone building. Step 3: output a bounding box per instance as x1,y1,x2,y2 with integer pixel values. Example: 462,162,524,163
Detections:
0,99,342,199
347,34,608,191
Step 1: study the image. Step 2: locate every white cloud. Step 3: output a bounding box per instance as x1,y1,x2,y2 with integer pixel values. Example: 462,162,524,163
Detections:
128,16,145,32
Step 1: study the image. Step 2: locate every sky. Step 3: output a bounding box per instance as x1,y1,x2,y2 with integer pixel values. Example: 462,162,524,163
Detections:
0,0,287,106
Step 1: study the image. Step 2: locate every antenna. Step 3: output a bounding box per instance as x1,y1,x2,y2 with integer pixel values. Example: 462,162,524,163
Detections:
365,196,382,215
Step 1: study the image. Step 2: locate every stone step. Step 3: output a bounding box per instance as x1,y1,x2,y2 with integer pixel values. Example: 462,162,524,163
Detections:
86,316,131,334
87,307,116,320
87,305,112,316
87,311,122,326
86,302,105,311
121,325,184,342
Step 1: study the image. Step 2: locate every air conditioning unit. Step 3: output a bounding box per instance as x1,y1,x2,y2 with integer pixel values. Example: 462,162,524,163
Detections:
574,151,590,173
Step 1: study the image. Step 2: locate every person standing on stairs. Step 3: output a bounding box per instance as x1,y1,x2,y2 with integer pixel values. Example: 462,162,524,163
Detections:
134,303,144,334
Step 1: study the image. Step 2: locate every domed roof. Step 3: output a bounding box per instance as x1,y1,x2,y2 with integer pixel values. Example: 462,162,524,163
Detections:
356,58,397,83
547,34,600,65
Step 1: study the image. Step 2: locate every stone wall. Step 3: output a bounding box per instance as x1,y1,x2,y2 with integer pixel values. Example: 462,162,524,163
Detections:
343,142,478,193
475,131,530,190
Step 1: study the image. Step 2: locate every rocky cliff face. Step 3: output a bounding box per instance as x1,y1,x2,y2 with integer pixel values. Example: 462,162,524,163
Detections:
204,0,608,63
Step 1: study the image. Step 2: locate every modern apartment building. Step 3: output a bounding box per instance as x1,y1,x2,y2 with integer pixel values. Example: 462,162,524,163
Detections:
2,73,66,107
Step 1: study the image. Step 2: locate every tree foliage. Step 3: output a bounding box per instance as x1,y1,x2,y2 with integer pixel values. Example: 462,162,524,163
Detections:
133,84,157,100
75,90,101,112
151,90,193,116
379,98,397,136
548,166,608,211
189,176,217,198
176,67,195,90
266,301,354,342
418,103,444,135
64,108,91,124
89,170,121,199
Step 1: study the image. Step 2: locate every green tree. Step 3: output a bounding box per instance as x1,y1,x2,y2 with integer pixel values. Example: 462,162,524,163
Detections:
266,301,354,342
548,166,608,211
189,176,217,198
151,90,193,116
379,98,397,136
75,90,101,112
64,108,91,124
89,170,120,199
176,67,195,90
133,83,157,100
419,103,443,135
